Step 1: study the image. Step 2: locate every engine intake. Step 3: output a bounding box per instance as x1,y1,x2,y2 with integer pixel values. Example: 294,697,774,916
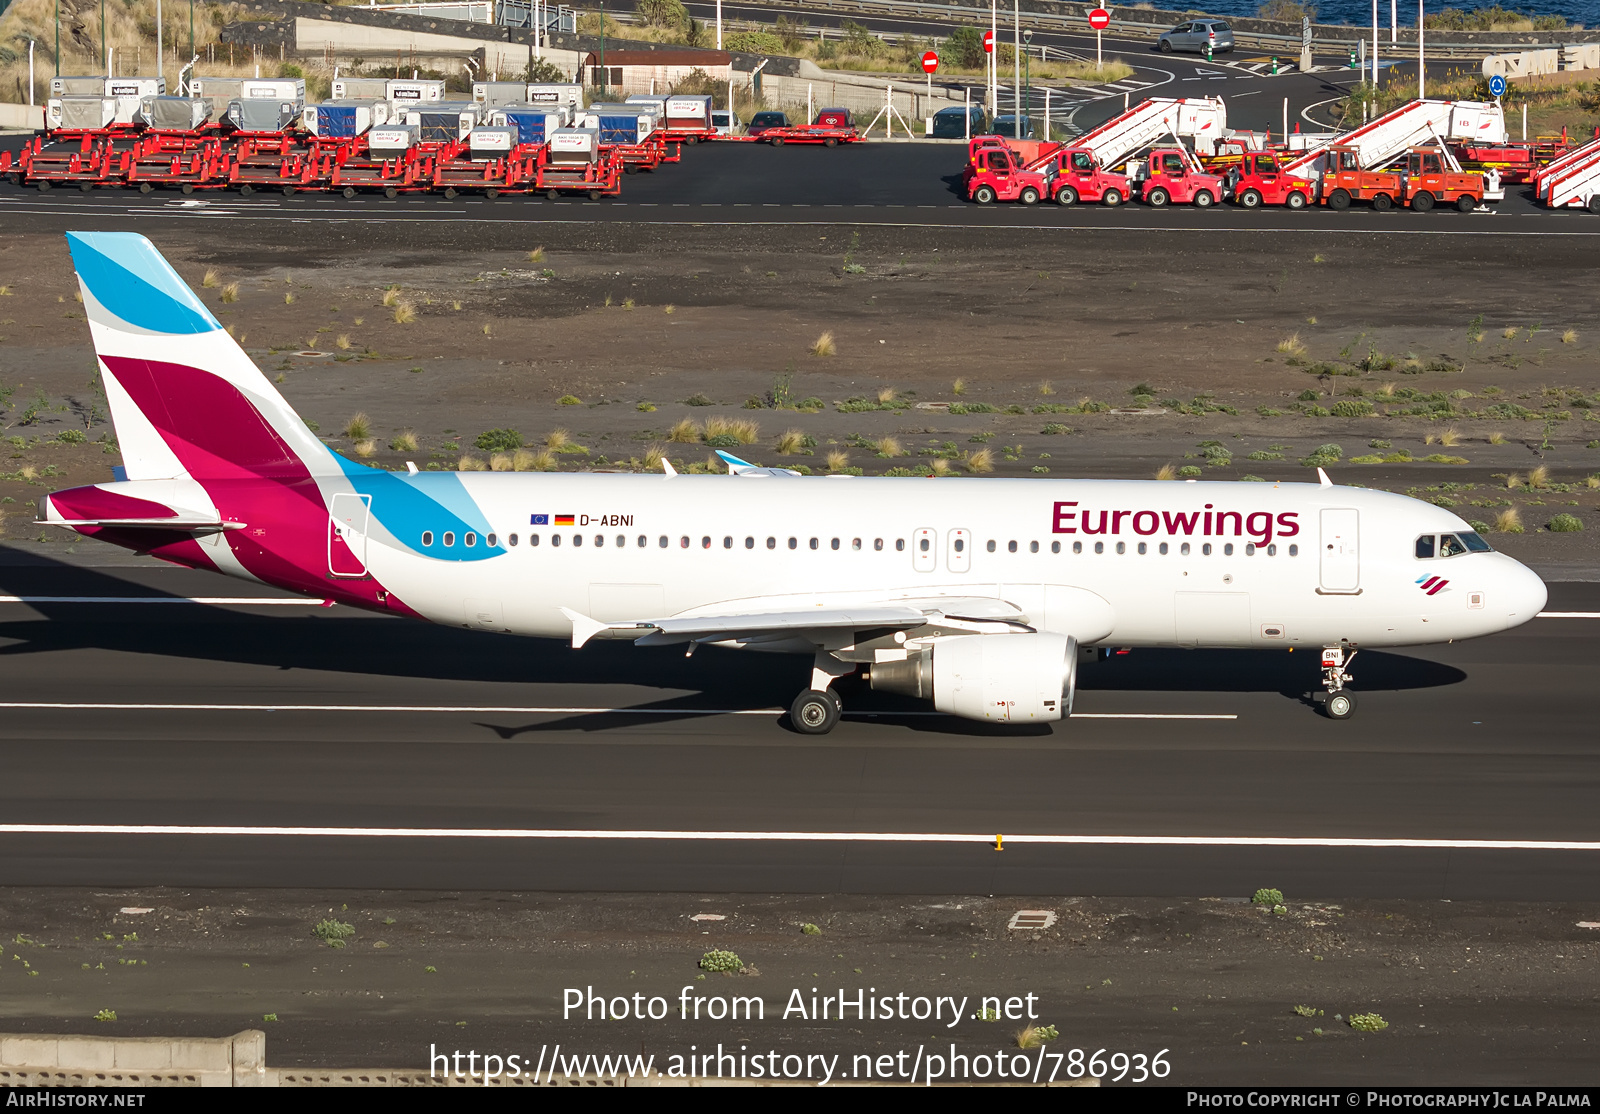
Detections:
869,632,1077,723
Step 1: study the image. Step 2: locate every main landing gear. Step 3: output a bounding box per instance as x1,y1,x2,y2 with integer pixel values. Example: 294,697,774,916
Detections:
1314,644,1358,719
790,653,855,734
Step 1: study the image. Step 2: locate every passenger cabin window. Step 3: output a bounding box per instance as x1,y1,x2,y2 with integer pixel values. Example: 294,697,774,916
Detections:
443,531,455,547
530,534,540,546
487,533,497,547
421,531,433,547
896,539,905,552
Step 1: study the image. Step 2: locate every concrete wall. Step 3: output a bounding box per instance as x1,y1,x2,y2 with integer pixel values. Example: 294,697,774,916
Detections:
0,1030,265,1087
0,103,45,130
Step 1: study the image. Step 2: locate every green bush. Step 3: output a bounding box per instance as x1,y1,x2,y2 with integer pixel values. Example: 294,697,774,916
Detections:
56,428,88,444
475,428,523,452
1252,887,1285,906
1332,399,1374,418
1298,389,1321,402
557,394,582,406
1349,1012,1389,1032
1300,444,1343,467
313,919,355,948
1548,513,1585,532
1041,423,1071,435
1178,465,1202,478
800,923,821,936
699,949,744,973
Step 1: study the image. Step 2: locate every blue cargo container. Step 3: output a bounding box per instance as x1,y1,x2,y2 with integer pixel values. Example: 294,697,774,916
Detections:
592,114,650,145
496,108,559,145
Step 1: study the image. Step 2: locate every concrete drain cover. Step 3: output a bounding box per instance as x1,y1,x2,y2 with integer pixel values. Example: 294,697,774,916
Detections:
689,914,726,922
1008,910,1057,931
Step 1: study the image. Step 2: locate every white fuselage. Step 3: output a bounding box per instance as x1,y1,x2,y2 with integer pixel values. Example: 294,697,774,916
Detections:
337,474,1547,650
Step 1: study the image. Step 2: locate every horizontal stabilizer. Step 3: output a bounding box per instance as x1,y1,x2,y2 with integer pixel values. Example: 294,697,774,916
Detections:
714,449,803,477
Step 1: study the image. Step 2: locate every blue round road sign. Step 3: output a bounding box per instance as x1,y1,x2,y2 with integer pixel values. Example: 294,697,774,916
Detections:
1488,74,1507,97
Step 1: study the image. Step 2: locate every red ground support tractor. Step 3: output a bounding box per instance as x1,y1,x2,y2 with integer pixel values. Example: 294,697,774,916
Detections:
1223,149,1315,209
1135,146,1225,207
966,143,1051,204
1031,146,1130,206
1398,146,1488,211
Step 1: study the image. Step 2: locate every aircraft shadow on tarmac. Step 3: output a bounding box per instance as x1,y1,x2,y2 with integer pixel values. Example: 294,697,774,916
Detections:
0,547,1465,734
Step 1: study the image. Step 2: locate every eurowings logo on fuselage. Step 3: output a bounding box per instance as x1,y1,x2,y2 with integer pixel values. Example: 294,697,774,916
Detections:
1417,575,1450,596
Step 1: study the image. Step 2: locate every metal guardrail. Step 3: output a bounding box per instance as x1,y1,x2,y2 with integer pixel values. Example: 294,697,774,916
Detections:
722,0,1568,60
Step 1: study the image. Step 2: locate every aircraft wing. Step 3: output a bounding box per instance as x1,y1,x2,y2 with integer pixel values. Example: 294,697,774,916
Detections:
559,596,1031,650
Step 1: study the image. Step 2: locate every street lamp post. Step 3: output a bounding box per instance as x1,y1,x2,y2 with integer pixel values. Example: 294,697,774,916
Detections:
54,0,59,77
598,0,606,96
1011,0,1020,133
1022,28,1032,138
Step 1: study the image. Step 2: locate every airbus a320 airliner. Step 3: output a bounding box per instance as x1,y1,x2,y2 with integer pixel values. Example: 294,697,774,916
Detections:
39,233,1547,732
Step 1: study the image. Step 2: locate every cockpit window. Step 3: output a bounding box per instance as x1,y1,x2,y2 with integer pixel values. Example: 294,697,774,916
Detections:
1415,535,1435,559
1459,531,1492,552
1438,533,1467,558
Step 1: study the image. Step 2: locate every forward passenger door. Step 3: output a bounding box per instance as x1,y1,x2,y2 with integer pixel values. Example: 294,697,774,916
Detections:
1319,508,1361,593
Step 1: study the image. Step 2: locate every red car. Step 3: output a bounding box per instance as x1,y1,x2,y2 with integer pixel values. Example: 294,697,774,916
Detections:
813,108,855,129
746,111,789,138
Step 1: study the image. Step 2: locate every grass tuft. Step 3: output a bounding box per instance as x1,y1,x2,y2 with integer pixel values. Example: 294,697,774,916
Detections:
527,246,545,263
663,304,676,315
381,287,401,308
928,457,953,476
390,430,418,452
1561,328,1578,344
335,334,351,351
284,292,295,305
1276,332,1307,357
1437,427,1462,447
1501,326,1519,340
811,331,836,357
642,445,667,471
202,269,220,288
353,439,376,458
706,416,759,444
965,448,995,474
668,418,702,444
1488,431,1506,445
393,302,417,325
876,385,897,404
546,428,571,451
1016,1024,1059,1049
344,413,372,441
1528,464,1550,488
458,455,487,472
489,452,513,471
952,377,966,396
1496,507,1524,533
221,282,238,303
1155,463,1177,480
1038,380,1055,396
825,449,850,472
775,429,805,455
875,436,903,458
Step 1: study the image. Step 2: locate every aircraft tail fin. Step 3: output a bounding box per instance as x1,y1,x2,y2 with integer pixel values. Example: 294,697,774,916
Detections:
65,232,335,482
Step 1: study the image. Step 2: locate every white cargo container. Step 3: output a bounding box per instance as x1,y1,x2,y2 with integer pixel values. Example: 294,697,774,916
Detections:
105,77,167,124
331,76,390,100
226,98,300,133
189,77,245,120
46,96,117,131
138,96,211,131
546,126,599,164
468,125,518,158
662,94,711,131
526,83,583,110
50,75,105,97
386,79,446,104
368,124,420,154
472,81,531,107
402,102,480,143
237,78,305,105
304,100,390,138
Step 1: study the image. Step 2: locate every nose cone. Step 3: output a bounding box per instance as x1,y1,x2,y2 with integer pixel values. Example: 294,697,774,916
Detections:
1497,554,1548,630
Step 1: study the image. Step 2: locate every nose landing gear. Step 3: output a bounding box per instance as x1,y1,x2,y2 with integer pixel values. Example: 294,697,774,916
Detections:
1315,645,1358,719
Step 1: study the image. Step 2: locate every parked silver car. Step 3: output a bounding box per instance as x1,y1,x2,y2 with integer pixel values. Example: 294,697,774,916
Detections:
1157,19,1234,54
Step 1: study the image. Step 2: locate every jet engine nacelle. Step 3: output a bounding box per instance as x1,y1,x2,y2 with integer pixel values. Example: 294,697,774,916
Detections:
869,632,1077,723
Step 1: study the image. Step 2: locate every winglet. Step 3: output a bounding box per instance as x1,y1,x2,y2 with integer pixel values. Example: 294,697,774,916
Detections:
661,457,677,476
559,606,612,649
1317,467,1333,488
715,449,755,474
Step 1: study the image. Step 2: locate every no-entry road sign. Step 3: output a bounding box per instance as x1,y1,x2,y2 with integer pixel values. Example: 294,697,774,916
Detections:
1088,8,1111,30
922,50,940,73
983,30,995,53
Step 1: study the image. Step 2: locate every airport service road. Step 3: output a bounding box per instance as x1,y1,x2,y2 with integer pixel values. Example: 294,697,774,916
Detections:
0,558,1596,898
2,144,1597,233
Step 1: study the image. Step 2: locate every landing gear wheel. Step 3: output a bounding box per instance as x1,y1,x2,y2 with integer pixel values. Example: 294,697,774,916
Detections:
974,184,996,205
1102,188,1122,207
384,186,399,199
1194,189,1214,208
1147,186,1170,207
1456,193,1476,212
444,187,458,199
1323,690,1357,719
1019,185,1040,205
1239,187,1262,208
1055,185,1077,206
1371,192,1393,211
138,182,154,194
342,186,357,199
1327,188,1351,211
1410,189,1434,212
790,689,841,735
1285,190,1307,210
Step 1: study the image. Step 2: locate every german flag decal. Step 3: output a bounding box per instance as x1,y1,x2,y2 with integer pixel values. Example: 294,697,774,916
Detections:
554,514,575,526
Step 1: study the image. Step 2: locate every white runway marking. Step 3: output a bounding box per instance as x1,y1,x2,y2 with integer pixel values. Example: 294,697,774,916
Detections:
0,596,321,605
0,824,1592,850
0,702,1234,719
